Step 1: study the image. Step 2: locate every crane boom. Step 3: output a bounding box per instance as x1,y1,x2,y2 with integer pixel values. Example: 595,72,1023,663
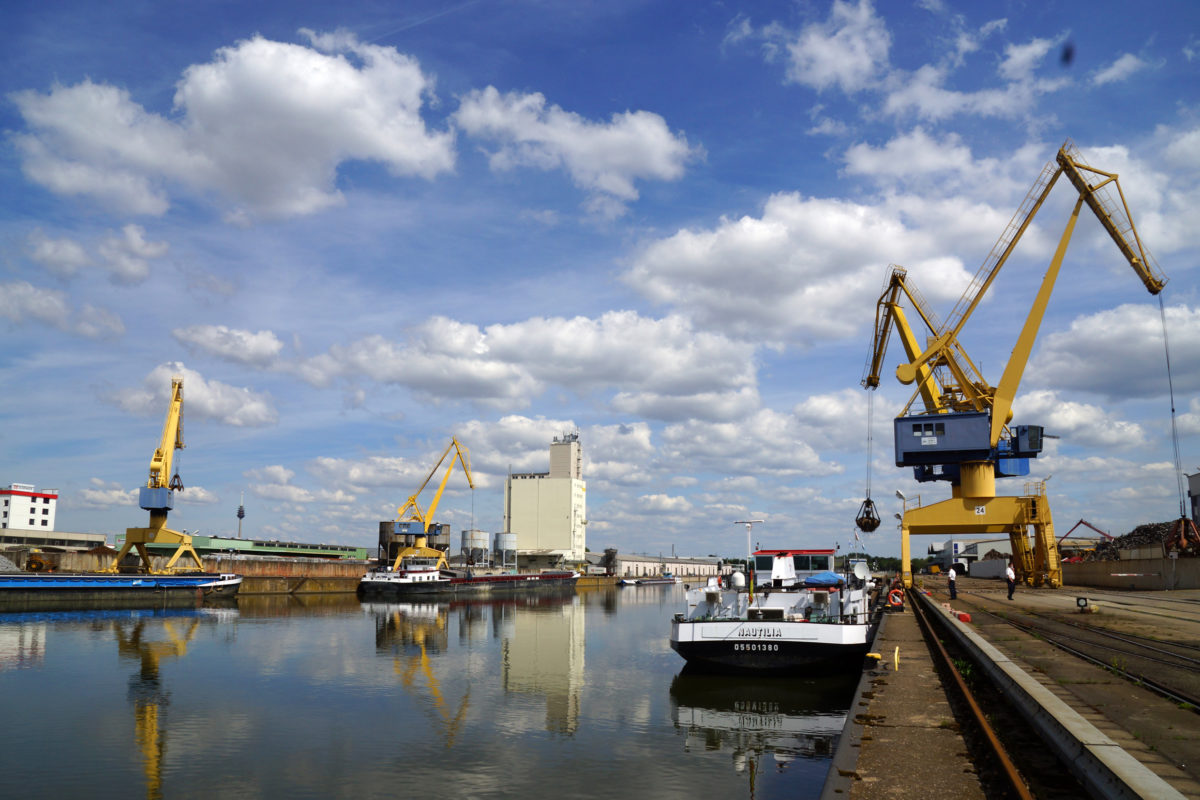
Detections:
894,141,1165,409
863,266,993,416
147,378,184,491
396,437,475,532
1056,144,1166,294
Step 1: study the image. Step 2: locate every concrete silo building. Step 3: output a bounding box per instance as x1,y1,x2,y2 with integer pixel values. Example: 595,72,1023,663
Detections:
504,433,586,570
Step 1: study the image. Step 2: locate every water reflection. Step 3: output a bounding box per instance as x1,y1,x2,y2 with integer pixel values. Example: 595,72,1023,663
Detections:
500,595,584,735
370,602,468,746
0,616,46,670
0,591,854,799
670,670,857,792
365,593,584,737
234,592,364,617
108,608,233,800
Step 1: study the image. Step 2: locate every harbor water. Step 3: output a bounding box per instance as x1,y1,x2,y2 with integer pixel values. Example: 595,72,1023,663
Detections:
0,584,857,799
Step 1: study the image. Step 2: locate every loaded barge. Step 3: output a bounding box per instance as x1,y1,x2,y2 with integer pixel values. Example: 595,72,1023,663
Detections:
359,529,577,598
358,567,578,597
0,571,242,609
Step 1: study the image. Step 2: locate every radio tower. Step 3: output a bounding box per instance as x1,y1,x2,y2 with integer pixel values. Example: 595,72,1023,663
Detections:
237,492,245,539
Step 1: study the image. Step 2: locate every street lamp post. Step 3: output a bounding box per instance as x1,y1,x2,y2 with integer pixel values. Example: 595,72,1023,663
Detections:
733,520,764,586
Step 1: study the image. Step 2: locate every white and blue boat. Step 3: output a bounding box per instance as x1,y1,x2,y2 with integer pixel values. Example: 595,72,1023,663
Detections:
670,549,879,674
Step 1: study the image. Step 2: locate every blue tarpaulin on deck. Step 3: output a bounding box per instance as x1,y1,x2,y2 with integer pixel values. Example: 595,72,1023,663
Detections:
803,571,844,587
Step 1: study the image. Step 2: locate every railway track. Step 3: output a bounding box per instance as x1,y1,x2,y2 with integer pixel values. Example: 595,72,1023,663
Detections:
907,588,1037,799
908,582,1200,796
990,610,1200,710
949,589,1200,712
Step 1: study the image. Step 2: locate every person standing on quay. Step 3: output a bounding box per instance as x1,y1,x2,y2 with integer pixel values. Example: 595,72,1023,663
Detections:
948,565,957,600
1006,563,1016,600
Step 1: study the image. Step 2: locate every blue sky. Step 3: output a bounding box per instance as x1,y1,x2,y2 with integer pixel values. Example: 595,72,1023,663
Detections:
2,0,1198,559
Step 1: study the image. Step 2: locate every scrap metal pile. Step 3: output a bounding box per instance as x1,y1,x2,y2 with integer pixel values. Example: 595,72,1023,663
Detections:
1080,519,1200,561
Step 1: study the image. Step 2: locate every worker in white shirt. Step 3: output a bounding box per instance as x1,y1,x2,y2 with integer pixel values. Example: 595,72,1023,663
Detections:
1006,563,1016,600
947,565,957,600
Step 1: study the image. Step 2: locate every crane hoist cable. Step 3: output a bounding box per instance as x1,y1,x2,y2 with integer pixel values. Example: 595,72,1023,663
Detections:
1158,293,1187,519
856,389,881,533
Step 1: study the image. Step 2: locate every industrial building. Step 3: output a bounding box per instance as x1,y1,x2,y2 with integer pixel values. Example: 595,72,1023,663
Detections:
0,483,106,551
504,433,586,569
1,483,58,531
612,553,726,580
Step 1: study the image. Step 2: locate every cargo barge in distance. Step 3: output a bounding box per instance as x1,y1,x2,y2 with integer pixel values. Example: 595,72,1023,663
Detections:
0,571,243,608
358,534,577,598
358,567,578,597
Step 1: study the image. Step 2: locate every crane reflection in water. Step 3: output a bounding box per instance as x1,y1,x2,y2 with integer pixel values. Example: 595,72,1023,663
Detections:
670,670,859,798
373,602,471,748
112,610,206,800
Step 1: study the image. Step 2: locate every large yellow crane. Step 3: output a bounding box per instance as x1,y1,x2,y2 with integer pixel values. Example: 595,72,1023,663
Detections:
864,140,1167,588
388,437,475,572
105,376,205,574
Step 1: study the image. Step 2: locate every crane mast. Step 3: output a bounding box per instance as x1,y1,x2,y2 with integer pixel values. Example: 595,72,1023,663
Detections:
865,140,1167,589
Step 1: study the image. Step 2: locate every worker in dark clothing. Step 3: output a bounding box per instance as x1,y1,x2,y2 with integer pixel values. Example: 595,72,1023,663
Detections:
947,566,957,600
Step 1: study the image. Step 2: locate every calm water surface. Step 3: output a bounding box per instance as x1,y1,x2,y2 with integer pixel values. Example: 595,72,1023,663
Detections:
0,585,856,799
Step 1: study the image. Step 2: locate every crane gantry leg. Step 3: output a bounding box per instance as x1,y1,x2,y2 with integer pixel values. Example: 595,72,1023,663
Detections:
106,512,205,574
898,476,1061,589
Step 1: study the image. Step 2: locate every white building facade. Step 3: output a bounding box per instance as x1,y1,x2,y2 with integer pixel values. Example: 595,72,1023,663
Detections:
504,433,586,566
1,483,58,531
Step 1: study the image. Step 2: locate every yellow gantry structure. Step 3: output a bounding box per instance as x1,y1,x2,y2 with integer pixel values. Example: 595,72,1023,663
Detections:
865,141,1167,589
389,437,475,572
104,376,205,574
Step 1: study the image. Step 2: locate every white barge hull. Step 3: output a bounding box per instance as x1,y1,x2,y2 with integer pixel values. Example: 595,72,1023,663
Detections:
670,619,871,673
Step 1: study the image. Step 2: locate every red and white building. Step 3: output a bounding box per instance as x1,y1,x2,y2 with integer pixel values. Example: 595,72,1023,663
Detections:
1,483,58,531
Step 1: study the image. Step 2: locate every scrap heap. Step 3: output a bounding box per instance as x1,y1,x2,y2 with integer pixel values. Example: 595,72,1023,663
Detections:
1083,520,1200,561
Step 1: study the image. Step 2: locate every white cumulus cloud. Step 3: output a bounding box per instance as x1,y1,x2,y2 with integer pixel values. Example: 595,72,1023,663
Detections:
0,280,124,338
11,31,455,222
173,325,285,367
113,362,278,427
454,86,699,218
1092,53,1148,86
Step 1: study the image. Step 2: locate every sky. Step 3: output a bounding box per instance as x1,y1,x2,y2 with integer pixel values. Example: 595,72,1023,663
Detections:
2,0,1198,561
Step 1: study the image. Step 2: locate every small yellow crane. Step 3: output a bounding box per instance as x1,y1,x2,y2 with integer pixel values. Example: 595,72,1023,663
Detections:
388,437,475,572
105,376,205,574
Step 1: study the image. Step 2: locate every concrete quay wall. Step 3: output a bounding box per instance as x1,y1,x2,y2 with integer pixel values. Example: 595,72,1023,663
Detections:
1063,556,1200,590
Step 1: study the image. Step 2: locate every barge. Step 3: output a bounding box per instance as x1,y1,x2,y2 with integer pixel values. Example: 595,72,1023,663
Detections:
670,549,879,674
358,536,576,598
0,571,242,608
358,564,577,597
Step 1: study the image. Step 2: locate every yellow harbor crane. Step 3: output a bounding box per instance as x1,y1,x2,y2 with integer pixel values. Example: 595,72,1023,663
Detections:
388,437,475,573
104,376,205,574
863,140,1167,588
